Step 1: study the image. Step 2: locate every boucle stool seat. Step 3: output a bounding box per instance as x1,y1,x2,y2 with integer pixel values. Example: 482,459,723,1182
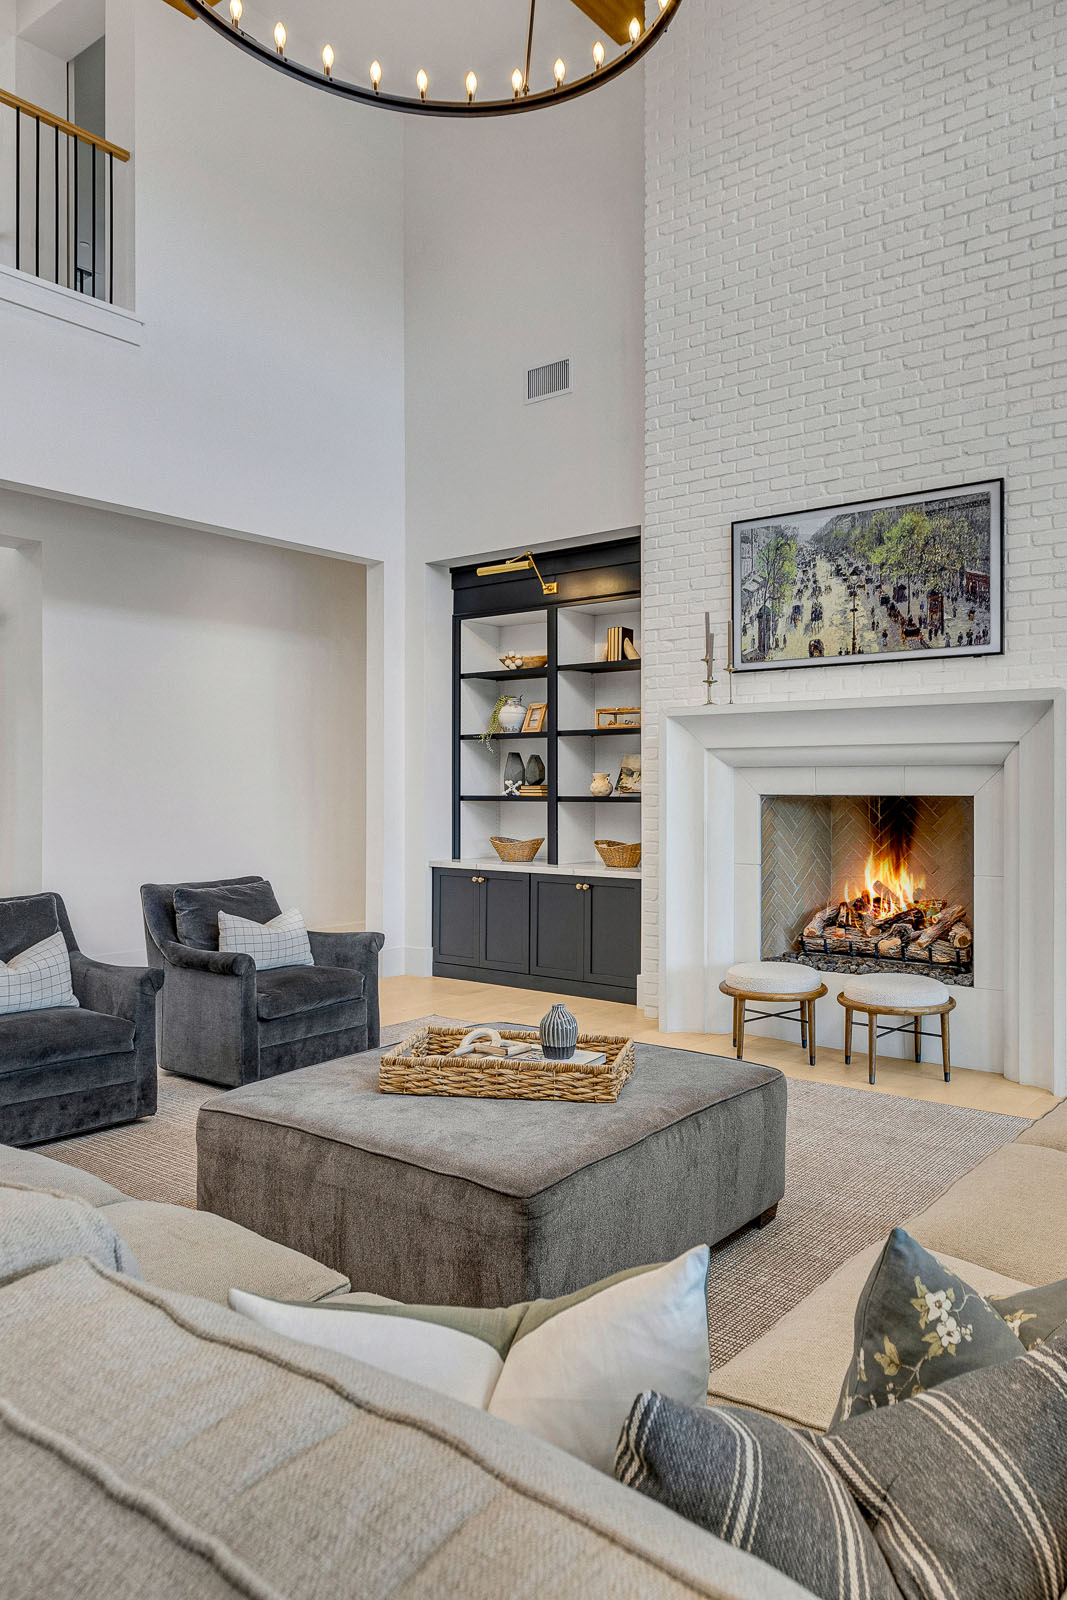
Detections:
719,961,828,1067
837,972,956,1086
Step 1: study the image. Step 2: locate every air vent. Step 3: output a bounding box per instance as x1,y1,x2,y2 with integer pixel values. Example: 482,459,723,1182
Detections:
526,358,571,403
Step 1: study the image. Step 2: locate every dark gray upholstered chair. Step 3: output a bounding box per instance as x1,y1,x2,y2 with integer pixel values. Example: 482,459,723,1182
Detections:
0,892,161,1147
141,876,384,1087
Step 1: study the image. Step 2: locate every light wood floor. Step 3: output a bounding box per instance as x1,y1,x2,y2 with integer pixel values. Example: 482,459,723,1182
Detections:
381,975,1058,1119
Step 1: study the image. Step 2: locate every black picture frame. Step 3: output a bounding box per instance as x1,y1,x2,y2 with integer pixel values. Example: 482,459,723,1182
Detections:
730,479,1004,673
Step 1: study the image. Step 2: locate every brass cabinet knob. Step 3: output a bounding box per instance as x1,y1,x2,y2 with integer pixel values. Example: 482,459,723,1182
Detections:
575,882,582,891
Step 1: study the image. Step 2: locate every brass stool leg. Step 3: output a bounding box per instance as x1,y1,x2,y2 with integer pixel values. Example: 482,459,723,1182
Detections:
844,1003,853,1065
807,997,816,1066
913,1015,922,1062
736,997,746,1061
941,1008,951,1083
868,1010,877,1085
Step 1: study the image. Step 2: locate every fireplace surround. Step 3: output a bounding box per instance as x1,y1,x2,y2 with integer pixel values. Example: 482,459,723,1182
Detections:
658,691,1065,1094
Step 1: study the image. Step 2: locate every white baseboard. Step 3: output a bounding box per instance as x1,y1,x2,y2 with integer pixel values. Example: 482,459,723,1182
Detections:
382,944,432,978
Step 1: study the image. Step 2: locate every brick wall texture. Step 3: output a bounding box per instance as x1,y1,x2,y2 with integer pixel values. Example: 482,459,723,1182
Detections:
641,0,1066,1007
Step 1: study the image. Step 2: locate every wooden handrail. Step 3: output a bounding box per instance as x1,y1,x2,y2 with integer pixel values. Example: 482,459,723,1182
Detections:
0,88,131,161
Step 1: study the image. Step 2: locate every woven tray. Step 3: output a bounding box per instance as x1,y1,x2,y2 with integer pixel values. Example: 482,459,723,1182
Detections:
379,1025,636,1102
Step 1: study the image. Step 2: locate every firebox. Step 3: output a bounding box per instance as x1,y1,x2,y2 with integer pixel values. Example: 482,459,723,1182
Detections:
760,795,974,986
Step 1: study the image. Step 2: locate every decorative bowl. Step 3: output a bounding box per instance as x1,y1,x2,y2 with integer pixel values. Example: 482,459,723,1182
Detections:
499,653,548,671
594,839,642,869
490,836,545,862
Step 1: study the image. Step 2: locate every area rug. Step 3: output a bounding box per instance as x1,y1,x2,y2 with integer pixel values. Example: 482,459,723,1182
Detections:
40,1017,1029,1366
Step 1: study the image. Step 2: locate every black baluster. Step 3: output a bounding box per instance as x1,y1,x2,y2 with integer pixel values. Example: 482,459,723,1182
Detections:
15,113,20,272
108,152,114,304
34,115,40,278
73,134,79,291
54,123,59,284
91,142,97,297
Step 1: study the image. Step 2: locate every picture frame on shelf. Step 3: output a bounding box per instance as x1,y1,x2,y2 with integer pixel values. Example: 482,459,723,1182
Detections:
522,702,548,733
731,478,1003,672
596,707,642,729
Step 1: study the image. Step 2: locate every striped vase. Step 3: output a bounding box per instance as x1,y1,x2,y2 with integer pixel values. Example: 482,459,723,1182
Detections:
539,1002,579,1061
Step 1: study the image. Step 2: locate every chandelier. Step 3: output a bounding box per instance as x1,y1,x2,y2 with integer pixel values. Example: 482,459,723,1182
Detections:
182,0,683,117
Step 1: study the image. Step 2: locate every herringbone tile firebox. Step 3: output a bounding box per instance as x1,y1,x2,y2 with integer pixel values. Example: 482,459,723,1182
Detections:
761,795,974,961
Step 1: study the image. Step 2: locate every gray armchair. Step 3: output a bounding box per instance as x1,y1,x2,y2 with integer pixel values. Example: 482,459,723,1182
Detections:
141,876,384,1087
0,892,161,1147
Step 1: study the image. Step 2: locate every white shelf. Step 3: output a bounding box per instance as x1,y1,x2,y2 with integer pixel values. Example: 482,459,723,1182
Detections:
430,857,642,881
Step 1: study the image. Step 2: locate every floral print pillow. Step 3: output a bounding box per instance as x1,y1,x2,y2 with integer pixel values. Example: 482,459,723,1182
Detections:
990,1278,1067,1348
835,1227,1025,1423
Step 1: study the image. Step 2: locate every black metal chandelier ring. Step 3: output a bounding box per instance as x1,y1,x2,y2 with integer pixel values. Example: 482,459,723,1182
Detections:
182,0,683,118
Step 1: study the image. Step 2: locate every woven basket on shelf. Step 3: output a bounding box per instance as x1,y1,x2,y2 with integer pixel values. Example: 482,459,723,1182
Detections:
490,836,544,862
594,839,642,869
380,1025,636,1102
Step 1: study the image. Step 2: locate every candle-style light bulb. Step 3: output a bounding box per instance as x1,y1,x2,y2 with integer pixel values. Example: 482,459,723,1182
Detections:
228,0,242,26
592,39,605,68
628,15,641,42
321,43,334,77
273,20,286,53
416,67,428,99
511,67,523,97
465,70,477,102
553,57,566,87
370,60,382,91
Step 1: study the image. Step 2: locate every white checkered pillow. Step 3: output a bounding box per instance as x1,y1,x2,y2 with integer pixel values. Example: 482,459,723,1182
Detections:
217,907,314,971
0,930,79,1015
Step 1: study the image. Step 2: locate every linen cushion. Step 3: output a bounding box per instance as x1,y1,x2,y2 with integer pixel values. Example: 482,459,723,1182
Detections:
1014,1095,1067,1152
0,1143,127,1207
615,1392,900,1600
0,1256,801,1600
255,963,364,1020
0,1183,139,1285
231,1245,711,1473
218,906,314,971
906,1141,1067,1285
725,960,822,995
841,973,949,1007
820,1328,1067,1600
172,879,282,950
990,1278,1067,1347
836,1227,1024,1421
0,930,79,1016
104,1199,348,1305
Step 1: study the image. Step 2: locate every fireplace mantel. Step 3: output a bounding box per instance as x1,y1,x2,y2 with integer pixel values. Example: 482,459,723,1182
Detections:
659,689,1065,1095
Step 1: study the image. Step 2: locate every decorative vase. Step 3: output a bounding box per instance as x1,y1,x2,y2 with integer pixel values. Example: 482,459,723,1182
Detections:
503,751,526,795
497,698,526,733
540,1002,579,1061
525,753,546,786
590,771,613,797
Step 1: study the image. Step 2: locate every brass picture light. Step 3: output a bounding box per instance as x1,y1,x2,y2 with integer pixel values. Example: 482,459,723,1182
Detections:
475,551,558,595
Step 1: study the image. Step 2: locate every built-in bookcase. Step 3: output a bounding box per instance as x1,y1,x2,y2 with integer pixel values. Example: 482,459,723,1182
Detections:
451,538,641,871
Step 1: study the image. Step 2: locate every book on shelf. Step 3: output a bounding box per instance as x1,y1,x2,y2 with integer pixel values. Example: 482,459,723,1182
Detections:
518,784,548,796
605,626,635,662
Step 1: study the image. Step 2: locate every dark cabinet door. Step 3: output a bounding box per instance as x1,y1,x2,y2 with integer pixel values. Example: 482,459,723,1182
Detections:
432,870,482,968
585,879,641,990
482,872,530,972
529,875,585,982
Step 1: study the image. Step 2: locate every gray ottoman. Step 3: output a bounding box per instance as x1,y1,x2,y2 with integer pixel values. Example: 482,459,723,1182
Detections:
196,1039,786,1305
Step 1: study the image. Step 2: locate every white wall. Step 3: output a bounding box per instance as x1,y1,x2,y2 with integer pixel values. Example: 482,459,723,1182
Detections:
641,0,1067,1010
0,488,366,962
0,540,42,894
400,74,646,967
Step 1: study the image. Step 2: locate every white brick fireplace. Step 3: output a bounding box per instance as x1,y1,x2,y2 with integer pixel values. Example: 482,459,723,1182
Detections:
658,691,1065,1095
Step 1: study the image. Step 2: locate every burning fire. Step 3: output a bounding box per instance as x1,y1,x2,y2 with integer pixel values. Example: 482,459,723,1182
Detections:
844,848,926,921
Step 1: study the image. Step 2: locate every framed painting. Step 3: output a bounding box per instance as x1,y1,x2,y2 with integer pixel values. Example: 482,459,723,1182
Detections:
731,479,1003,672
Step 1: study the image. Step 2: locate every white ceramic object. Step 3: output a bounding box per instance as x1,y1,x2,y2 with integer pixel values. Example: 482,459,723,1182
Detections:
590,771,613,797
497,699,526,733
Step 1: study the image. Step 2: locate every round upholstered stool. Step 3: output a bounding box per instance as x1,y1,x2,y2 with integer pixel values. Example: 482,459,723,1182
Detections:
719,961,828,1065
837,973,955,1085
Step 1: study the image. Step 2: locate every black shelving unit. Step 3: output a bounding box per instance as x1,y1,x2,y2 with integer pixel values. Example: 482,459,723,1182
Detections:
450,537,642,866
438,536,643,1001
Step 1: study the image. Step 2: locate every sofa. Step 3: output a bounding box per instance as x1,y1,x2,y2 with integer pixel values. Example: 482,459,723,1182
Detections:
140,875,385,1086
0,892,161,1147
3,1096,1065,1598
